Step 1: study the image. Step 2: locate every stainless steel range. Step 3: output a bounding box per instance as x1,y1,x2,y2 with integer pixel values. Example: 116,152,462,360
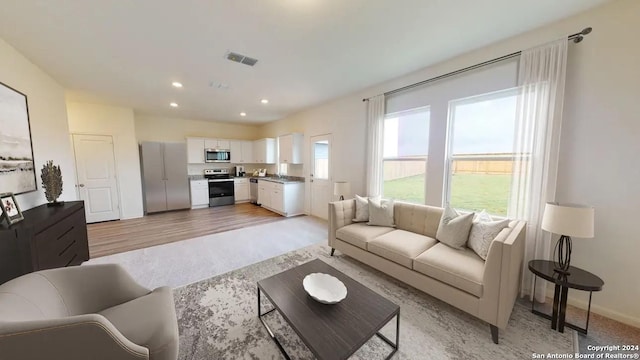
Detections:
204,169,234,207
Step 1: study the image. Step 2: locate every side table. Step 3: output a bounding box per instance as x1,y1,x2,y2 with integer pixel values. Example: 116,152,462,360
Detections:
528,260,604,334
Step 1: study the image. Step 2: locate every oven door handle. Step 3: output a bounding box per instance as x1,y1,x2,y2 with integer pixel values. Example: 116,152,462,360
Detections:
208,179,233,183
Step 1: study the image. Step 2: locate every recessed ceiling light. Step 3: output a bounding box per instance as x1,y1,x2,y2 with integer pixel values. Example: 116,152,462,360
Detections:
240,112,246,117
170,102,179,108
261,99,269,104
171,82,183,88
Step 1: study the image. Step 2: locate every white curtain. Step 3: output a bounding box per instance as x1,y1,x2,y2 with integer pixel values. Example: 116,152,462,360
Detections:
509,39,568,302
365,95,385,196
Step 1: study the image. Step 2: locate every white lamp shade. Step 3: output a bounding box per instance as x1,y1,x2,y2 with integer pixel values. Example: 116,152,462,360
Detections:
541,203,594,238
333,181,351,197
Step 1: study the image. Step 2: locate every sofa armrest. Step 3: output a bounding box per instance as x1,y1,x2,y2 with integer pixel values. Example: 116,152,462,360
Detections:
479,220,526,328
328,199,356,248
0,314,149,360
35,264,150,315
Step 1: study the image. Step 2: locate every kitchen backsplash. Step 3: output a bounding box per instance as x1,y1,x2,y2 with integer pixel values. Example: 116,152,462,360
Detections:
188,163,305,178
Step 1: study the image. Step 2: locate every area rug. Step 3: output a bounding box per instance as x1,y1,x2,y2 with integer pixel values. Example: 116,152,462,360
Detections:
174,244,574,359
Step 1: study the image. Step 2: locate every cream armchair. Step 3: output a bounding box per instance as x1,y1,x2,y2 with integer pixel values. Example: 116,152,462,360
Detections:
0,264,179,360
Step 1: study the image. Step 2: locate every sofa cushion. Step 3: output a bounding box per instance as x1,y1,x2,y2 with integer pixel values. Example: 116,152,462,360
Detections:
394,202,443,238
368,230,438,268
336,223,395,250
413,243,485,297
99,286,178,358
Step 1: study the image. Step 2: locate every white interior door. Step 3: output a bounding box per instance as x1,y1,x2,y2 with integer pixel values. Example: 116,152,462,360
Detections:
73,134,120,223
310,134,332,219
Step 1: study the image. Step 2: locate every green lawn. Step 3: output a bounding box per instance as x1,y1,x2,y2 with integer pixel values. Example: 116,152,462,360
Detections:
383,173,511,216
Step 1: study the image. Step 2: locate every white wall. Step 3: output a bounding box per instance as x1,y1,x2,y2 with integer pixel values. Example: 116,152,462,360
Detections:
259,0,640,326
66,102,144,219
135,114,260,142
554,0,640,327
0,37,77,210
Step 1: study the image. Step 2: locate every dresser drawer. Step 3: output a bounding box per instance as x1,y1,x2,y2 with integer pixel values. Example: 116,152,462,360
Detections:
33,209,87,270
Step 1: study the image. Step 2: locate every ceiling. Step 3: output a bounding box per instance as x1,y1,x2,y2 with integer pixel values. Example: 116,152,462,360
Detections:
0,0,608,124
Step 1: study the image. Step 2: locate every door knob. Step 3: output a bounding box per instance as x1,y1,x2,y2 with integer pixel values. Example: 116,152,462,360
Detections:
78,184,85,187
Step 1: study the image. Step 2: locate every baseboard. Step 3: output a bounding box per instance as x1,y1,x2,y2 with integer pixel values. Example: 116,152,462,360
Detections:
565,296,640,329
542,283,640,328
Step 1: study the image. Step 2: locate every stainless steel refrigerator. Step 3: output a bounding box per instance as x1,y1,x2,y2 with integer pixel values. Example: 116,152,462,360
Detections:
140,141,190,213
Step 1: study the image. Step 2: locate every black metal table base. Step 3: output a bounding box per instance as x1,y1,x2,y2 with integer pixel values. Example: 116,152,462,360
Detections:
258,286,400,359
531,275,594,334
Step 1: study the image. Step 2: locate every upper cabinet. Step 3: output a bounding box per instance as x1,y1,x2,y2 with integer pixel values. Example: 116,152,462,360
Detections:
204,139,230,150
230,140,254,164
241,140,254,163
187,138,205,164
253,138,276,164
278,133,303,164
187,137,271,164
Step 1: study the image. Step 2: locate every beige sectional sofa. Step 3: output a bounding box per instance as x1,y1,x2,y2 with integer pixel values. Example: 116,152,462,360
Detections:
328,199,526,344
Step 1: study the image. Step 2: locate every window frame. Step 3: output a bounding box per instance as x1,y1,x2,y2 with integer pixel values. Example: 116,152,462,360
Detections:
381,106,430,204
443,87,520,215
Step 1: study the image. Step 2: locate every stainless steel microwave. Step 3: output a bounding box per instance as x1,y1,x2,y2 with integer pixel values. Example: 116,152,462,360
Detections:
205,148,231,163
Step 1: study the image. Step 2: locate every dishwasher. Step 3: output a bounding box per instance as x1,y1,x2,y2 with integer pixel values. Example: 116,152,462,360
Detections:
250,178,259,204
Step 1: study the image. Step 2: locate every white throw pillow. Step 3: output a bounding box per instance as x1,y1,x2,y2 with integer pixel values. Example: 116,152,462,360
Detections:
353,195,379,222
367,198,395,227
468,211,510,260
474,210,493,222
435,206,474,250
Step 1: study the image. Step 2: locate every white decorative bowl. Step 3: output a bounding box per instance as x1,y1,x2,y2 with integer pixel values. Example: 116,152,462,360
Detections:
303,273,348,304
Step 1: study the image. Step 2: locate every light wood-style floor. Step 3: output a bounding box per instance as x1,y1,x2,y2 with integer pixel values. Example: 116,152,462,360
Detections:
87,203,284,258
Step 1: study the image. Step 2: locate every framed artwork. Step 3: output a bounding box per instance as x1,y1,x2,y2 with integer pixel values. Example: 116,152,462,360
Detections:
0,192,24,226
0,81,37,195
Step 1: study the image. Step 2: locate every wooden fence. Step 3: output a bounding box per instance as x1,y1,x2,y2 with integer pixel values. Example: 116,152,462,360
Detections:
384,154,523,181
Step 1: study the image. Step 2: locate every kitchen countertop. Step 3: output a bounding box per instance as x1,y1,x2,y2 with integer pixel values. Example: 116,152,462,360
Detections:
257,177,305,184
189,175,304,184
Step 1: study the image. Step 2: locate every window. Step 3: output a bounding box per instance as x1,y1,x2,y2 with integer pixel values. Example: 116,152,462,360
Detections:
313,140,329,179
382,107,430,203
445,89,518,216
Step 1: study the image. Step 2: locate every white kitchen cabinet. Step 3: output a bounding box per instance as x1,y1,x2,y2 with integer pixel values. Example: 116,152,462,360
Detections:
230,140,255,164
204,138,230,150
187,138,205,164
234,178,250,202
278,133,303,164
190,179,209,208
230,140,242,163
257,180,272,208
258,180,304,217
242,140,254,163
271,188,284,212
253,138,276,164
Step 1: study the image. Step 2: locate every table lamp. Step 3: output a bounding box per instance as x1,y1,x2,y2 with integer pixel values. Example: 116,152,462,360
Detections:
541,202,594,275
333,181,351,201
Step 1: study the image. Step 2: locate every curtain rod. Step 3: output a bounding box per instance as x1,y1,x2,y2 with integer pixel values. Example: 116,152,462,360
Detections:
362,27,592,102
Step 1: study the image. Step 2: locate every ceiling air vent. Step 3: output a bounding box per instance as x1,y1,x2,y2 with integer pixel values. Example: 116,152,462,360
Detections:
225,51,258,67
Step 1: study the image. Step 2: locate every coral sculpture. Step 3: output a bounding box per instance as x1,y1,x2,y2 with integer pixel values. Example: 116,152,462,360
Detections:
41,160,63,204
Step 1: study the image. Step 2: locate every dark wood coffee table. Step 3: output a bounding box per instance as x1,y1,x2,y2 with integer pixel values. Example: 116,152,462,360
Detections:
257,259,400,360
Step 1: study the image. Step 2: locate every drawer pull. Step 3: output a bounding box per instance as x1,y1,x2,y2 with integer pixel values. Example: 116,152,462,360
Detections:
58,240,77,257
57,226,74,240
65,254,78,266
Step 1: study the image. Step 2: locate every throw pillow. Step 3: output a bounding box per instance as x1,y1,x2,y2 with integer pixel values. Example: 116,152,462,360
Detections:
468,212,510,260
353,195,379,222
435,206,474,249
474,210,493,222
367,198,395,227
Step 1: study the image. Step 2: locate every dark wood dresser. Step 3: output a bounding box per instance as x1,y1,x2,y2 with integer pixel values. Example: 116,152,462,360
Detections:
0,201,89,284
